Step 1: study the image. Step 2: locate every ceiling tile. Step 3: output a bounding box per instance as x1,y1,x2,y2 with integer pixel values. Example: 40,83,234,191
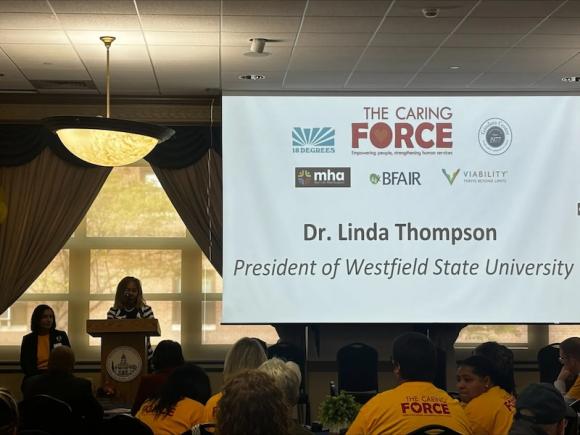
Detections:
140,15,219,32
544,51,580,75
534,18,580,35
0,50,35,90
518,34,580,48
67,31,145,45
284,71,349,89
469,1,561,18
379,17,462,34
534,72,580,90
145,32,218,46
471,71,547,88
408,72,481,89
0,1,51,13
288,46,362,71
221,33,295,47
301,17,381,33
307,1,389,17
444,33,521,47
222,71,284,91
57,14,141,30
389,1,477,18
50,1,136,14
0,30,68,44
347,72,413,89
297,33,372,47
222,16,301,33
0,13,59,30
2,44,89,80
137,1,220,15
552,2,580,18
221,46,292,72
372,33,447,48
489,48,579,74
224,1,305,16
356,47,433,72
458,18,540,34
423,47,506,72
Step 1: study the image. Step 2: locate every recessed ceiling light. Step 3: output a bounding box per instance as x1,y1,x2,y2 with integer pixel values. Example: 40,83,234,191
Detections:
449,66,461,70
238,74,266,80
562,76,580,82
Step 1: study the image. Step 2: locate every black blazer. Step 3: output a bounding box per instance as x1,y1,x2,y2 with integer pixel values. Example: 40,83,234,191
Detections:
20,329,71,377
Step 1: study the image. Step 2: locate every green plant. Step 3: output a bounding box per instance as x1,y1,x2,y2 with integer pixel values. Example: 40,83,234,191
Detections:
319,391,361,430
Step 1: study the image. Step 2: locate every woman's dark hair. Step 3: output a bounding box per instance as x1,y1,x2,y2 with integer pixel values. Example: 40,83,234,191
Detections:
113,276,145,310
392,332,436,382
151,340,184,372
473,341,516,395
458,355,499,383
216,370,290,435
145,363,211,416
30,304,55,333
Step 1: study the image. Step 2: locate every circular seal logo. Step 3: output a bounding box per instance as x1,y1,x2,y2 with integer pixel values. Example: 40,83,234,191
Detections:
106,346,142,382
478,118,512,155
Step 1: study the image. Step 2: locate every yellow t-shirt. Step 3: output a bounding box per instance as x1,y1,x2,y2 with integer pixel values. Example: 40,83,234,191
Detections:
36,334,50,370
346,381,473,435
566,377,580,400
463,386,515,435
203,392,222,423
136,397,204,435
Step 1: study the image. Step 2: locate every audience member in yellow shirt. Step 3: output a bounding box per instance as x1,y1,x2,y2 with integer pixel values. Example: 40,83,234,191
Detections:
457,356,515,435
137,363,210,435
347,332,472,435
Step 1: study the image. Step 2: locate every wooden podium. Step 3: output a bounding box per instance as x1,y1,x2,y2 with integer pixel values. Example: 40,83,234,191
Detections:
87,318,161,404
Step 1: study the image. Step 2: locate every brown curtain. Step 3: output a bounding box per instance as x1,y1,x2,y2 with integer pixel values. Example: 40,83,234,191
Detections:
0,147,110,313
152,149,222,275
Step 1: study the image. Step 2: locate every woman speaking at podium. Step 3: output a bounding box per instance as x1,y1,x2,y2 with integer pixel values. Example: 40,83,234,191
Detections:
107,276,156,361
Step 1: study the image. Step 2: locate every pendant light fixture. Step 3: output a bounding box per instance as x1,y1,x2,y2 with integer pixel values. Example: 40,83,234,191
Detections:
43,36,174,167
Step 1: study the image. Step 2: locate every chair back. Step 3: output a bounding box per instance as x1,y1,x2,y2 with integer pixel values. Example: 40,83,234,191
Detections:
407,424,461,435
18,394,75,435
537,343,562,383
337,342,378,403
101,414,153,435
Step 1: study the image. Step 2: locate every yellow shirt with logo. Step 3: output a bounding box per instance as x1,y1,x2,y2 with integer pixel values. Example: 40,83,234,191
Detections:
463,386,515,435
136,397,204,435
36,334,50,370
203,392,222,422
566,377,580,400
346,381,472,435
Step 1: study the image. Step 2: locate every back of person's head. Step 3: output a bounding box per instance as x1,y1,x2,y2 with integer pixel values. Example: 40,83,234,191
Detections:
514,383,575,434
151,340,184,372
217,370,290,435
223,337,267,382
48,346,75,375
0,388,17,435
30,304,56,333
392,332,436,382
147,363,211,416
258,358,301,407
473,341,516,394
559,337,580,360
458,355,500,385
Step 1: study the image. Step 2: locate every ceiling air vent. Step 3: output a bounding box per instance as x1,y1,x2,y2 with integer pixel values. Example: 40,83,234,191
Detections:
30,80,97,90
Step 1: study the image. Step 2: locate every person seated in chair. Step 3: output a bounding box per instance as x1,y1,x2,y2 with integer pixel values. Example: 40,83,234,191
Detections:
509,383,575,435
554,337,580,401
457,355,515,434
0,388,18,435
473,341,516,396
347,332,472,435
259,358,311,435
21,346,103,432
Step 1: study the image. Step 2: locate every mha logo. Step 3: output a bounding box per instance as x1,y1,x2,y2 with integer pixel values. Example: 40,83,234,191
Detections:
295,167,350,188
292,127,335,154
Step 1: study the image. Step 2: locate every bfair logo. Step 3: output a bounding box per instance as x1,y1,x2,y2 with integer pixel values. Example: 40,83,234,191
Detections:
370,171,421,186
295,167,351,188
292,127,335,154
352,106,453,156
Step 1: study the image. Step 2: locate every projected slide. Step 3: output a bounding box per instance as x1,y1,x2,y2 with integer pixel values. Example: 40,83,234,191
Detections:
223,96,580,323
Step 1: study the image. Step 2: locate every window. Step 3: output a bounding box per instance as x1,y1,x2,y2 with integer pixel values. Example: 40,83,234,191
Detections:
456,325,528,346
1,164,277,360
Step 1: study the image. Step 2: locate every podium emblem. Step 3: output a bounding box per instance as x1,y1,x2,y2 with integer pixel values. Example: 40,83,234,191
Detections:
106,346,142,382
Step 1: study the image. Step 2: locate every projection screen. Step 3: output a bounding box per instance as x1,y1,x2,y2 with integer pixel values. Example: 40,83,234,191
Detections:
222,96,580,323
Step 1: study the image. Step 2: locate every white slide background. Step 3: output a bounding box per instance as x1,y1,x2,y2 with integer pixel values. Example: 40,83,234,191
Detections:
222,96,580,323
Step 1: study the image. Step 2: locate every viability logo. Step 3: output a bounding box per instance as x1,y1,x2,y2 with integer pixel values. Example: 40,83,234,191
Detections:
442,169,460,185
295,167,350,188
292,127,336,154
